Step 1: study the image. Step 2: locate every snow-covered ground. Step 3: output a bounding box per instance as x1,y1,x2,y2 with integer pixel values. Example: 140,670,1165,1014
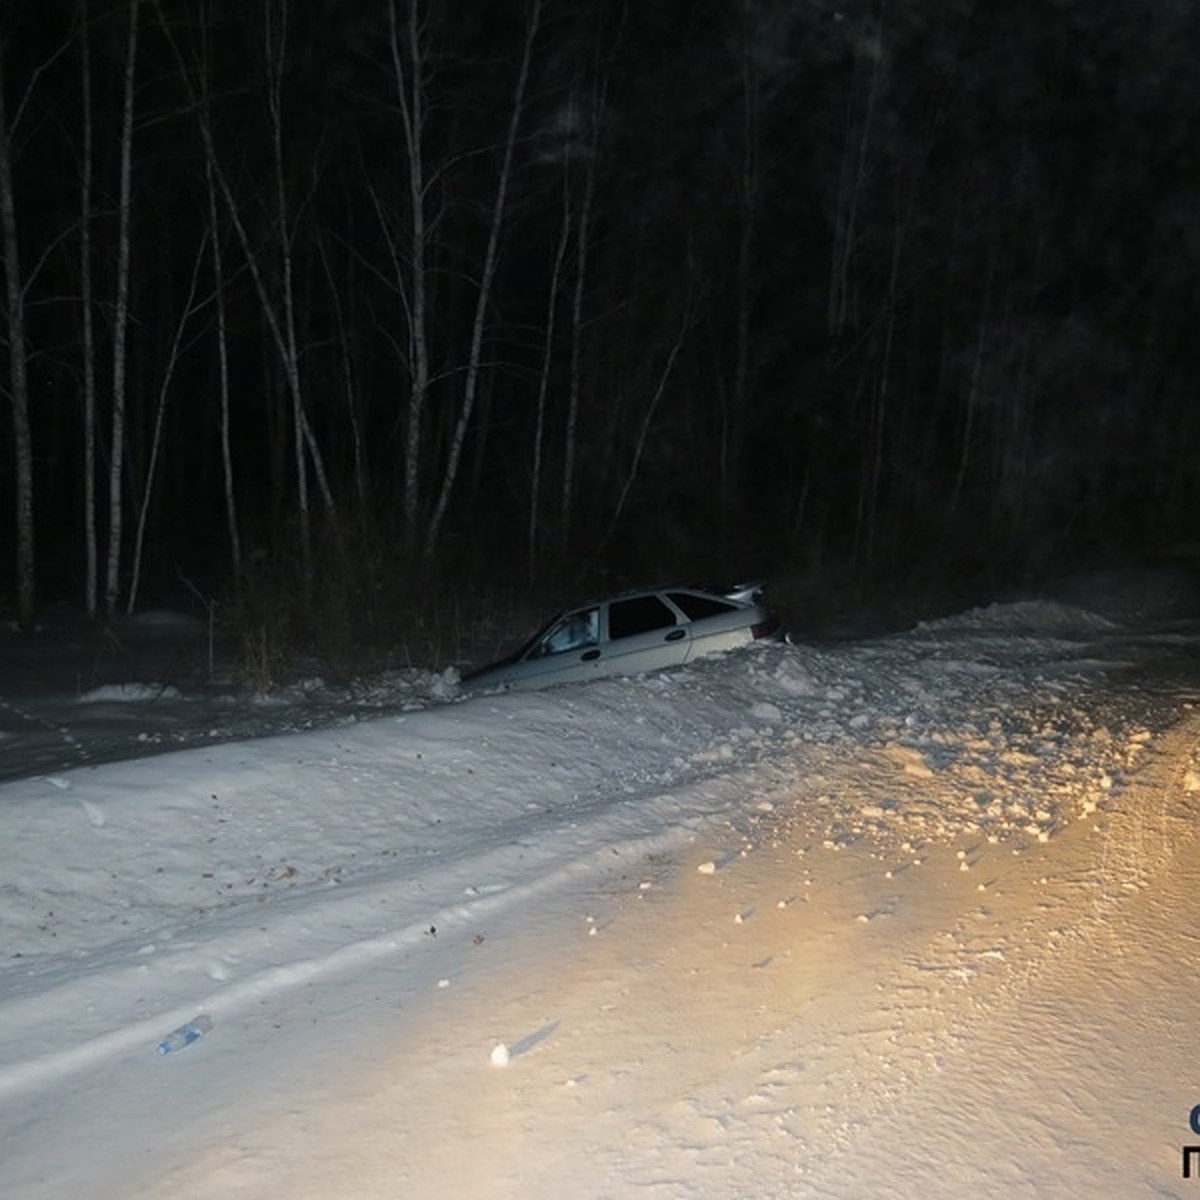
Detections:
2,575,1200,1198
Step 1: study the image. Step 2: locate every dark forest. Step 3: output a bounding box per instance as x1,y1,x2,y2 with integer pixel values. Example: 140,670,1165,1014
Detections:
1,0,1197,654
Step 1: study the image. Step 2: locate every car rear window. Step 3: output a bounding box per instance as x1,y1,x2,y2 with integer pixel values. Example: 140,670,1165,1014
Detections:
608,595,678,639
667,592,738,621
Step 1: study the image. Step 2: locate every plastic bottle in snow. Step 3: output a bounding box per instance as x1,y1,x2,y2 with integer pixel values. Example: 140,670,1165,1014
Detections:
156,1014,213,1054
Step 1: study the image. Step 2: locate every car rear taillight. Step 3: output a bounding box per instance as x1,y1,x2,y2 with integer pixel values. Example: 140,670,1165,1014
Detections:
751,620,778,640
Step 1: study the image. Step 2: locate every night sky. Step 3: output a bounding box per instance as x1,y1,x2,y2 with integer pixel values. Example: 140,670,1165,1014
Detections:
1,0,1198,635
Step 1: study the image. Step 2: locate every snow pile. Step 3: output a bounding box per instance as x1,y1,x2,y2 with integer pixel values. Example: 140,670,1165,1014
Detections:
77,682,186,704
0,590,1197,1198
913,597,1122,636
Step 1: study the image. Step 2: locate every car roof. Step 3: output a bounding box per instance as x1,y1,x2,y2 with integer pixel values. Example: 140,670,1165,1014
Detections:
571,582,744,608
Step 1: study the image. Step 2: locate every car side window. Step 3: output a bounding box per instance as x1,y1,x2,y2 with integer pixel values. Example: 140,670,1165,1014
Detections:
531,607,599,657
608,595,677,640
667,592,738,621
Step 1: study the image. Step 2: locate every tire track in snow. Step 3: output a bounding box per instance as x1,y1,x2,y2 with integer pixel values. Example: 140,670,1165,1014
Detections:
0,796,721,1105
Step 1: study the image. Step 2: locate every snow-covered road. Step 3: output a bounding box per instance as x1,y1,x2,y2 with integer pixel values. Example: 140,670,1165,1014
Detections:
1,591,1198,1197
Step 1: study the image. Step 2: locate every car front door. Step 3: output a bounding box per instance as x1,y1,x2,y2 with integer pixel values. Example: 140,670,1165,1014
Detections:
513,605,603,687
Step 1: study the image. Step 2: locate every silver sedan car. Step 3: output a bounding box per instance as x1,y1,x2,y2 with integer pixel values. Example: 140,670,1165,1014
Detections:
463,583,782,692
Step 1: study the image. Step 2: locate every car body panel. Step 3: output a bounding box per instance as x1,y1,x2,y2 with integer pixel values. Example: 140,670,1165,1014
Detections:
463,583,779,692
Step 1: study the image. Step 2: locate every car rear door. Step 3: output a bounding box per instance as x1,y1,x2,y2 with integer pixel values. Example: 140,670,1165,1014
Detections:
600,593,692,676
665,589,757,660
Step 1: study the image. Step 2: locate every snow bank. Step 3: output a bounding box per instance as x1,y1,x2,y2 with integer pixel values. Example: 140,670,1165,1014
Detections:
0,595,1198,1198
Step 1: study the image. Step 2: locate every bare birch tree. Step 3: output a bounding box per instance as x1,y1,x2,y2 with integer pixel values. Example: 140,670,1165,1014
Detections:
79,0,99,615
0,47,34,625
423,0,543,560
103,0,140,615
559,145,593,557
558,72,608,557
722,0,761,516
127,235,209,613
156,0,337,588
204,153,241,586
599,296,697,552
264,0,311,581
386,0,431,552
827,20,884,341
194,0,242,589
528,181,571,578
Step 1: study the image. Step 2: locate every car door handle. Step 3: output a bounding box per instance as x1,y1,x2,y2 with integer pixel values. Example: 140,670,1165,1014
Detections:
581,648,601,660
664,628,686,641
